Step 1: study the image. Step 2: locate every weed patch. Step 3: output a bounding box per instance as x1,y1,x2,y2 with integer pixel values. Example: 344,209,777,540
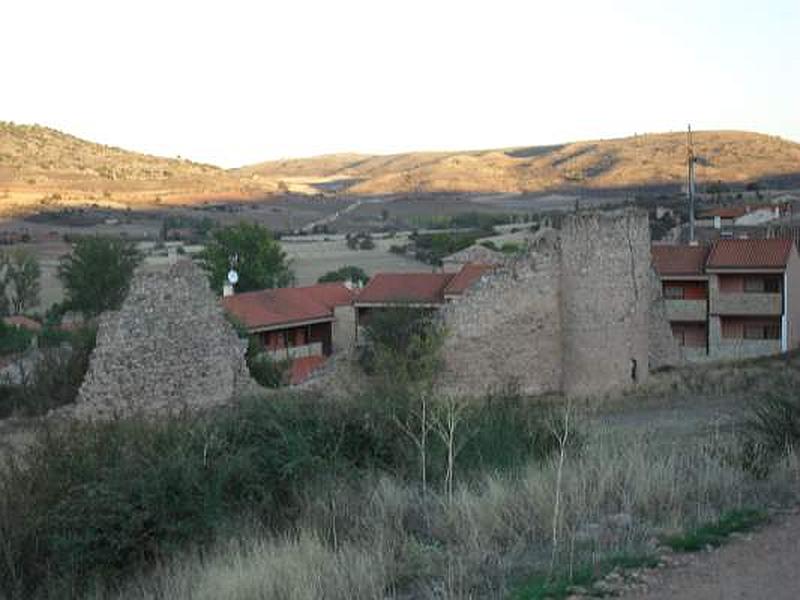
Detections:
660,508,767,552
511,553,659,600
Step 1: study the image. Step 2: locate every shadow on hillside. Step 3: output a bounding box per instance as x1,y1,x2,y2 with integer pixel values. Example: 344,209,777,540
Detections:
504,144,565,159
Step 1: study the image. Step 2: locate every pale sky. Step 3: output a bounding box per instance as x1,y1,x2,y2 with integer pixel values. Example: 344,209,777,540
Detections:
2,0,798,167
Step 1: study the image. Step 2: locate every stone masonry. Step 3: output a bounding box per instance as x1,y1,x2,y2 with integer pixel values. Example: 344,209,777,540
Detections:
73,260,257,419
439,209,679,398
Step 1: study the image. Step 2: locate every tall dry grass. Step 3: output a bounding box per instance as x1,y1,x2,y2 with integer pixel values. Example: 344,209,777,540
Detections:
109,427,800,600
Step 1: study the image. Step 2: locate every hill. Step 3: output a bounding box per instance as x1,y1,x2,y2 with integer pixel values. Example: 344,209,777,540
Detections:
0,122,275,217
241,131,800,195
2,124,799,219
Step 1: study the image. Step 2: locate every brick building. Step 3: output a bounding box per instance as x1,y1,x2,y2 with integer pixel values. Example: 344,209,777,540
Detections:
652,238,800,361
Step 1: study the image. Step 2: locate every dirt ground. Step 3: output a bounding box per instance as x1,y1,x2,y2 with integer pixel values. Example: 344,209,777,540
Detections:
623,508,800,600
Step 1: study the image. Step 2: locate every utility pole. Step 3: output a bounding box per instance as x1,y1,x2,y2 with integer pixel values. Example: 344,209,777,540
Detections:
687,124,697,243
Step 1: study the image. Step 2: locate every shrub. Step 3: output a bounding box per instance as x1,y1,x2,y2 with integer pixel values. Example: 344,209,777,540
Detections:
0,321,33,356
247,343,290,388
0,394,399,598
740,387,800,476
318,266,369,286
0,326,96,418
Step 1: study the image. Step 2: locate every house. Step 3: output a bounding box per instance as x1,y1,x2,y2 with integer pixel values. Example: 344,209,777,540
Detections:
651,244,710,361
353,263,490,335
222,282,355,383
696,205,783,230
652,238,800,361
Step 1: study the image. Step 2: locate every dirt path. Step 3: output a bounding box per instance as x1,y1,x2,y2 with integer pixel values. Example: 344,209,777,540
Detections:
624,509,800,600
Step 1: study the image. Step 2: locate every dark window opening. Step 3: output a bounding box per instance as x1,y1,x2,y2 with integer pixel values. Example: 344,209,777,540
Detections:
664,285,684,299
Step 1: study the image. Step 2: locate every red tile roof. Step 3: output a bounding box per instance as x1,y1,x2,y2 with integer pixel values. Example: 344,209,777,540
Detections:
355,272,454,305
706,238,794,270
443,263,492,296
222,283,353,331
289,355,326,385
2,315,42,332
651,245,709,276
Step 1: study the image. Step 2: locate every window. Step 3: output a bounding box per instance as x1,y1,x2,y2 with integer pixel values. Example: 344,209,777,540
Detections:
664,285,684,299
764,277,781,293
744,277,781,293
744,277,764,293
744,323,781,340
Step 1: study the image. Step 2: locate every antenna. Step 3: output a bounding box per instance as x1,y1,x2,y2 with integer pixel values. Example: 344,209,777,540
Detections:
687,124,697,243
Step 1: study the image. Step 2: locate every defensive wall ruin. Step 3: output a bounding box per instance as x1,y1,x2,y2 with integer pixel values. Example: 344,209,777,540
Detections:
438,209,679,397
73,260,257,419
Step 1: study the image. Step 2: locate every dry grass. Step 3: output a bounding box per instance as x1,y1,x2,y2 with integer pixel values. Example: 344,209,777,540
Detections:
109,426,800,599
108,533,387,600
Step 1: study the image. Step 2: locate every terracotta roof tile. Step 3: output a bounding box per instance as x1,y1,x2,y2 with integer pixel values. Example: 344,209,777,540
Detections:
706,238,793,269
355,272,454,304
443,263,492,296
222,283,353,330
651,245,709,276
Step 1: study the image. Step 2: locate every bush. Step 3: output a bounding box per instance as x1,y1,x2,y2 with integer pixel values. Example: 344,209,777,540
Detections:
0,326,96,418
318,266,369,286
0,321,33,356
247,340,290,389
0,394,399,598
740,387,800,476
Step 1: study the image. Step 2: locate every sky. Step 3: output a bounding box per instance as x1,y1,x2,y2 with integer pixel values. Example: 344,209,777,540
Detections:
1,0,798,167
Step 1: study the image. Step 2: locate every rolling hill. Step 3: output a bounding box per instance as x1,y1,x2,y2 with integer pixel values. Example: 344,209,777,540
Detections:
0,122,275,216
241,131,800,195
2,122,799,219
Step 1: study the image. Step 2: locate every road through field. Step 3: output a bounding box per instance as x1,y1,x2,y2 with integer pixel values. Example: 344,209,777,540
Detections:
623,509,800,600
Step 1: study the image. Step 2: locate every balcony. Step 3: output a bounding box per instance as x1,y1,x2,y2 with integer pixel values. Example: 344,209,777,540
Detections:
711,292,782,316
712,339,782,360
266,341,324,361
679,346,710,363
665,299,707,322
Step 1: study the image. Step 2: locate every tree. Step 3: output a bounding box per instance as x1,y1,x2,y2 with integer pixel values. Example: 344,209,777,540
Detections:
6,250,41,314
317,266,370,286
359,306,446,495
199,222,293,293
58,237,142,316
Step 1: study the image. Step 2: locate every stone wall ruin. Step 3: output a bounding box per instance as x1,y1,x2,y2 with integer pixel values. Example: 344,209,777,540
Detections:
439,209,679,398
73,260,257,419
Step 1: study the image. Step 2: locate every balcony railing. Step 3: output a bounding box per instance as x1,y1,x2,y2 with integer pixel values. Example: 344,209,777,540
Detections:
712,339,781,360
711,292,782,316
266,342,324,361
665,299,707,322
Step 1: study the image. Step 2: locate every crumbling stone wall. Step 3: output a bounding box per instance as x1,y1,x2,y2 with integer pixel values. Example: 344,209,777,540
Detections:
440,208,678,398
559,211,651,395
73,260,257,419
439,246,562,397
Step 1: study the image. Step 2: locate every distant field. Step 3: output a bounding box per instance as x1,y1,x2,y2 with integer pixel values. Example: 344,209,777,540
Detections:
281,236,430,285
